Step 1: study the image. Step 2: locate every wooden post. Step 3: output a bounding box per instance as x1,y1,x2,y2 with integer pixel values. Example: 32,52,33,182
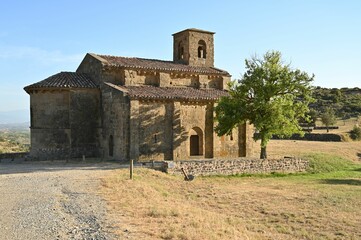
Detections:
181,167,190,181
130,159,134,180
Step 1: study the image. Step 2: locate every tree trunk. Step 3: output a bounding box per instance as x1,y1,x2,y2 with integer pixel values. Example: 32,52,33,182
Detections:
260,135,267,159
260,147,267,159
326,126,329,133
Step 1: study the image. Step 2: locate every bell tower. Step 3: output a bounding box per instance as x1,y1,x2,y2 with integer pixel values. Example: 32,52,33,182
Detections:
173,28,215,67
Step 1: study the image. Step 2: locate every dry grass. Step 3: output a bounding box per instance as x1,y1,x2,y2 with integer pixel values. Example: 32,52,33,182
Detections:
101,146,361,239
259,140,361,161
100,125,361,239
313,117,360,135
0,129,30,153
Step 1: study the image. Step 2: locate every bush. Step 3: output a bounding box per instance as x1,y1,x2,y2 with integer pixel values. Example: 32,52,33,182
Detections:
349,125,361,140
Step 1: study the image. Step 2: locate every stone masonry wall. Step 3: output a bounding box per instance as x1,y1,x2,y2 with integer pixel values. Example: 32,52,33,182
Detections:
101,85,130,160
165,158,309,176
29,89,101,161
138,101,173,161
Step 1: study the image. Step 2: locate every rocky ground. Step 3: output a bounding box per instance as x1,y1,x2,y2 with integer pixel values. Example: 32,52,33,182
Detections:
0,161,121,240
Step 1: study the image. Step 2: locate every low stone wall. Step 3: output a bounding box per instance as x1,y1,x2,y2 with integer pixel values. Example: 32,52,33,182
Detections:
255,133,342,142
288,133,342,142
164,158,309,176
28,147,100,161
0,152,29,160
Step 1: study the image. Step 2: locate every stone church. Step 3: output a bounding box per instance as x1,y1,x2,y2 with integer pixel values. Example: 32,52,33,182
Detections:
24,28,253,161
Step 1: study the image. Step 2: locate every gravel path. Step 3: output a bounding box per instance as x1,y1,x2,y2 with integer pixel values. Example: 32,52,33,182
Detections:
0,161,120,240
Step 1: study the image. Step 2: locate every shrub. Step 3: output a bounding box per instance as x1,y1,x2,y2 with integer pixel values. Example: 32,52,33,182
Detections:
349,125,361,140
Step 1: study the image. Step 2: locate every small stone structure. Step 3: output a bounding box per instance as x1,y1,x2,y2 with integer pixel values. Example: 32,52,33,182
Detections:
165,158,309,176
24,28,254,161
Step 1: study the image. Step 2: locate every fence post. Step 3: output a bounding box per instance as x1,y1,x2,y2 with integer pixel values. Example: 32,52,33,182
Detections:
130,159,134,180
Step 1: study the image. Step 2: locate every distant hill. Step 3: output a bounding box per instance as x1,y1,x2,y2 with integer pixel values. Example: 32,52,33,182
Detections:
0,109,29,124
0,122,30,131
310,87,361,118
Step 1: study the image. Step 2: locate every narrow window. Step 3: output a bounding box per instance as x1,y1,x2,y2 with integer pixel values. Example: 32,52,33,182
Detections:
198,46,203,58
230,130,233,141
154,134,157,143
109,135,114,157
178,42,184,60
30,107,33,127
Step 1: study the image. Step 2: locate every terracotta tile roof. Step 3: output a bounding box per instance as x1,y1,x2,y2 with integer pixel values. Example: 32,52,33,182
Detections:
172,28,215,35
24,72,98,92
105,83,229,101
93,54,230,76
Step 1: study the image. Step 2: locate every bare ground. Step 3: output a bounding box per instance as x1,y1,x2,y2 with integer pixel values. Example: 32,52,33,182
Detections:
0,161,121,240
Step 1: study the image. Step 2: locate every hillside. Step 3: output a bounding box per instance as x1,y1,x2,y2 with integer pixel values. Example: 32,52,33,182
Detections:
310,87,361,118
0,123,30,153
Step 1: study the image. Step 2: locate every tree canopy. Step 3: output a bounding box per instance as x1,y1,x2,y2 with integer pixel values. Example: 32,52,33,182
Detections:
215,51,314,159
310,87,361,119
321,107,337,132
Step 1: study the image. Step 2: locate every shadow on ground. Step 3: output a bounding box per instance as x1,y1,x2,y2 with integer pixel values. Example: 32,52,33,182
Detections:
0,159,127,175
320,179,361,186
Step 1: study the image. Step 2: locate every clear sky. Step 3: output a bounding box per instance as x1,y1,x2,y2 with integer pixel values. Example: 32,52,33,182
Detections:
0,0,360,113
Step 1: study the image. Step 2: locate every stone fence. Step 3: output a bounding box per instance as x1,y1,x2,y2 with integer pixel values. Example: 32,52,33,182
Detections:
0,152,29,161
255,133,342,142
163,157,309,176
275,133,342,142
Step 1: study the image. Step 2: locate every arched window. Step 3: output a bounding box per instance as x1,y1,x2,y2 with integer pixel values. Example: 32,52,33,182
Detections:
198,40,207,59
30,107,33,127
178,42,184,60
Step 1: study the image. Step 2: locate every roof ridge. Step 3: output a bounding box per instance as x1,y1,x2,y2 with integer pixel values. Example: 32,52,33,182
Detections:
93,53,230,76
24,72,98,93
104,84,229,101
96,54,181,64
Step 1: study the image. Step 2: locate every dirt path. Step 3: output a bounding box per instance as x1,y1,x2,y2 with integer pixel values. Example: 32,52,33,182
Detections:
0,162,120,240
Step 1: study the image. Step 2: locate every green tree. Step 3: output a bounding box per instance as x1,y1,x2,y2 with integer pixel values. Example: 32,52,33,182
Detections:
349,125,361,140
308,109,318,124
321,107,337,132
215,51,314,159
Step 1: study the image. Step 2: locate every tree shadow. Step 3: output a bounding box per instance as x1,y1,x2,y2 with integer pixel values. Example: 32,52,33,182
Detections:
320,179,361,186
137,102,188,161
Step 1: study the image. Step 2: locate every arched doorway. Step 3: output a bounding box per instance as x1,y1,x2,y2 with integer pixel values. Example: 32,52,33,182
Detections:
189,127,203,156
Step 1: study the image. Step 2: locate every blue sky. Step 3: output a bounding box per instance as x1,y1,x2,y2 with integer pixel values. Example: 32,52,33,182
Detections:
0,0,360,114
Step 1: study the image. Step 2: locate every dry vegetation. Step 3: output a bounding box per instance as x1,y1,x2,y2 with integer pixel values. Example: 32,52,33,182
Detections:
0,128,30,153
259,140,361,162
101,140,361,240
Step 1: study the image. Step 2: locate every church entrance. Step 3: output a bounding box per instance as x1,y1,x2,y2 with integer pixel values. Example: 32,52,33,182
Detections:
190,135,199,155
189,127,203,156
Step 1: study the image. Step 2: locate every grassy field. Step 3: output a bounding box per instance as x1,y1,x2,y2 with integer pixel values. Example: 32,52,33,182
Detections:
257,140,361,161
101,140,361,240
313,117,360,136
